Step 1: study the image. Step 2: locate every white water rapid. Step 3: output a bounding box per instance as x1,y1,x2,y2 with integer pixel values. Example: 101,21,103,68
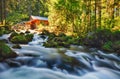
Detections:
0,33,120,79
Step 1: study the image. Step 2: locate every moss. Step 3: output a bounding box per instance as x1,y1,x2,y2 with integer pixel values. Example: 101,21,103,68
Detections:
0,41,17,61
9,32,33,44
44,41,58,48
9,32,19,40
102,41,114,52
43,31,81,48
25,34,33,42
10,35,28,44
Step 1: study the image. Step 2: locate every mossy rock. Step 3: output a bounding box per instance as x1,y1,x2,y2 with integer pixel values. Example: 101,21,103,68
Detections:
25,30,30,33
10,35,28,44
12,44,21,49
57,49,80,68
25,34,33,42
9,32,19,40
44,41,58,48
0,41,17,61
9,32,33,44
43,32,80,48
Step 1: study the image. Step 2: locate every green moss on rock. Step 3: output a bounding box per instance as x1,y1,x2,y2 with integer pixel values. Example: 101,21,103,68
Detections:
9,32,33,44
0,41,17,61
10,35,28,44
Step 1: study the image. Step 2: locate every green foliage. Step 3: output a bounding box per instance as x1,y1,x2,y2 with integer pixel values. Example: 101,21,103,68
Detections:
47,0,120,37
102,41,120,53
102,41,113,52
6,0,48,25
0,27,4,36
6,12,29,25
83,29,120,53
0,27,11,36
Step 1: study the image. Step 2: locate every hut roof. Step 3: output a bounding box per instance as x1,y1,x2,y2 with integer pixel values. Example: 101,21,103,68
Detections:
30,15,48,21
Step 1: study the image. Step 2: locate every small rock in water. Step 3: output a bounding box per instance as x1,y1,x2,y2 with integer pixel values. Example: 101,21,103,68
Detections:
12,44,21,49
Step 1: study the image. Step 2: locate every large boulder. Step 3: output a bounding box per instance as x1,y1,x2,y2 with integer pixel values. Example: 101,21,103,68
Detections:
0,41,18,61
9,32,33,44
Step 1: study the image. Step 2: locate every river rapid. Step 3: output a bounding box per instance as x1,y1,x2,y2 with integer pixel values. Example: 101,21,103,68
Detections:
0,33,120,79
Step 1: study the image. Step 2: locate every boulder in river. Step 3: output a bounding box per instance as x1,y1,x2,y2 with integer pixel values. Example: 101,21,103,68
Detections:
12,44,21,49
9,32,33,44
0,41,18,61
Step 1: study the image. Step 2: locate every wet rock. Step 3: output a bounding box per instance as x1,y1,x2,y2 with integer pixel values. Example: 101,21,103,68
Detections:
0,62,9,72
0,41,18,61
5,59,21,67
12,44,21,49
44,49,81,72
25,30,30,33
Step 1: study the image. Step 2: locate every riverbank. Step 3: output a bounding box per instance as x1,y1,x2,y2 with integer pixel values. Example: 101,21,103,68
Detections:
41,29,120,54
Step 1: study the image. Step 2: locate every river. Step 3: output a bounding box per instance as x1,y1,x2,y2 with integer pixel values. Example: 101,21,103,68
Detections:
0,33,120,79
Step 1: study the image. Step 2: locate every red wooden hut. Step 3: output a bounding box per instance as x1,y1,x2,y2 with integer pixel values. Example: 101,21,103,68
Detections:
26,15,49,29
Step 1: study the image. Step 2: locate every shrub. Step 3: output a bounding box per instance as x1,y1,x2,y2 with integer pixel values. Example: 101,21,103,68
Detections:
102,41,114,52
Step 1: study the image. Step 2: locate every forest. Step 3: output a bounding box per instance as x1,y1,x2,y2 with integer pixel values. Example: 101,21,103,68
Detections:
0,0,120,79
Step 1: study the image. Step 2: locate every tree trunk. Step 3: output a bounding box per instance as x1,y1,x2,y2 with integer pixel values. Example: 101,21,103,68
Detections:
98,0,101,28
94,0,97,30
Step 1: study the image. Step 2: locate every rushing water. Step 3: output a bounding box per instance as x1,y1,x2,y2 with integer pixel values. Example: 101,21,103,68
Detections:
0,33,120,79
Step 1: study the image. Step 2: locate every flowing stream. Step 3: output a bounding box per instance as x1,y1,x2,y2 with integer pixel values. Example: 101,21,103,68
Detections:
0,33,120,79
